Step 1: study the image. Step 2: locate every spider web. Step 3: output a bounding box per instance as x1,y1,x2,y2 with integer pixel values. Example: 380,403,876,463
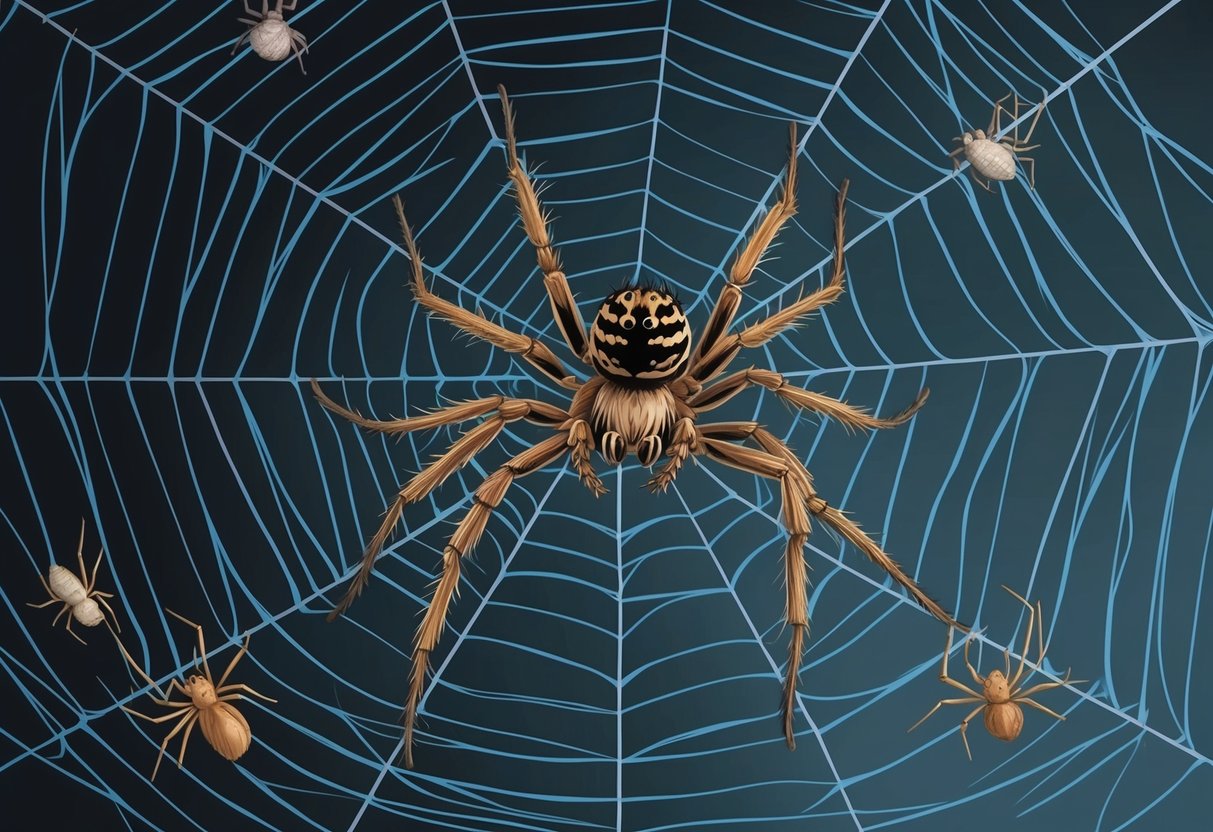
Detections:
1,0,1210,829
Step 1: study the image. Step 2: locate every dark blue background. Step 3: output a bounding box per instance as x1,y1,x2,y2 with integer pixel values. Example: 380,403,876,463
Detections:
1,1,1210,829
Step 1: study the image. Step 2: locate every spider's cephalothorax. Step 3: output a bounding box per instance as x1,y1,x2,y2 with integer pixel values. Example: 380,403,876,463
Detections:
585,286,692,465
312,85,964,769
588,287,691,385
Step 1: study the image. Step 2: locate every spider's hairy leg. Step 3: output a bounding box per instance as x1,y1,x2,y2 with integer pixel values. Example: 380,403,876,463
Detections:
498,85,590,363
326,399,568,621
741,425,964,630
690,366,929,432
692,123,802,374
310,379,567,438
402,433,569,769
391,195,578,390
694,428,813,749
690,179,850,384
809,499,963,631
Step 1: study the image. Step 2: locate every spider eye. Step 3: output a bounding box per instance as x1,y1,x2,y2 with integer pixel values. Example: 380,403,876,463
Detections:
642,317,657,329
621,318,635,330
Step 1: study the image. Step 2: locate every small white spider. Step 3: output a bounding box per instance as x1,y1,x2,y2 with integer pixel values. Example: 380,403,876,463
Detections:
231,1,308,75
949,92,1045,191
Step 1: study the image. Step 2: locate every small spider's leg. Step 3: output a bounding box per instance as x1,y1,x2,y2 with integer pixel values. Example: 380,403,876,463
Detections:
1013,672,1076,700
567,419,606,497
65,614,88,646
962,634,984,686
327,400,564,621
310,381,567,439
1017,156,1036,191
1003,585,1035,689
149,711,196,781
28,572,58,608
231,31,251,55
1019,97,1046,146
241,2,257,16
691,178,845,385
51,602,71,628
957,703,987,761
990,93,1013,137
936,626,984,697
122,705,194,725
948,145,966,159
690,367,929,434
1018,697,1065,722
216,683,278,704
647,416,699,493
498,86,590,363
392,196,577,389
292,29,309,53
907,697,982,735
281,0,298,11
75,517,87,578
969,167,993,192
175,714,198,771
86,546,104,593
114,632,171,698
262,0,270,14
95,594,122,633
147,696,193,708
291,37,307,75
165,609,214,685
217,635,250,688
691,124,802,378
402,433,569,769
1035,600,1048,666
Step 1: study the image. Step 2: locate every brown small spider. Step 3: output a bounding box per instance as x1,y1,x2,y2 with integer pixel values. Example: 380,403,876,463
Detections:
910,586,1073,759
117,609,276,780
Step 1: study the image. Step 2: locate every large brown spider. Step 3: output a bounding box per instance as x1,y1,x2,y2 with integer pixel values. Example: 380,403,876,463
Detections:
312,85,963,768
910,586,1073,759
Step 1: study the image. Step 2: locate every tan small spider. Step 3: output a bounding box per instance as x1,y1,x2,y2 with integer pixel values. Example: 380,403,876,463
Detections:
949,92,1045,191
27,519,120,644
117,609,276,780
910,586,1073,759
232,1,308,74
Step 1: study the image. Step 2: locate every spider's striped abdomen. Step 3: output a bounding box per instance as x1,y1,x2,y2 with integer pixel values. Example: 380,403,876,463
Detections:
588,287,691,386
964,139,1017,181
